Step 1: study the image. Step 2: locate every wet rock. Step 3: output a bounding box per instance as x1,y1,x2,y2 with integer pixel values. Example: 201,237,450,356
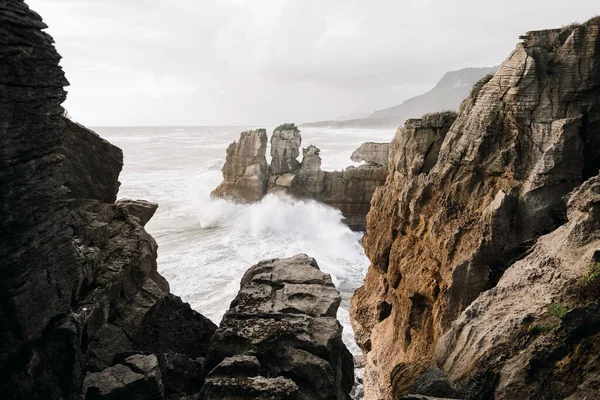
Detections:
203,254,354,399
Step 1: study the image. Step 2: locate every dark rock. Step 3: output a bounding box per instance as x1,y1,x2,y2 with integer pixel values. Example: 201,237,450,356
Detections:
203,255,354,399
158,351,205,396
115,199,158,227
135,294,217,359
410,366,457,398
83,354,164,400
60,118,123,203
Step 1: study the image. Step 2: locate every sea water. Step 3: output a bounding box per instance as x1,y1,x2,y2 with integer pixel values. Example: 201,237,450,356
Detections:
97,126,395,355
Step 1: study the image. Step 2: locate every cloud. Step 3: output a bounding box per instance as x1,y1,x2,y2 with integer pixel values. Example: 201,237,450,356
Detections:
25,0,600,125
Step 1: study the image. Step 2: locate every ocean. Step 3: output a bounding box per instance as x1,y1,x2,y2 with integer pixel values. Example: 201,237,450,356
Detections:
96,125,396,355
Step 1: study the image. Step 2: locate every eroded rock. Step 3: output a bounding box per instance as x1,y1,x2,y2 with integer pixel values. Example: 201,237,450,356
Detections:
211,129,268,202
351,18,600,399
203,254,354,399
270,126,302,175
350,142,390,166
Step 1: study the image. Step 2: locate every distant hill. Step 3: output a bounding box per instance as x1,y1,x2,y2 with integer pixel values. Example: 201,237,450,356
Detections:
301,66,498,129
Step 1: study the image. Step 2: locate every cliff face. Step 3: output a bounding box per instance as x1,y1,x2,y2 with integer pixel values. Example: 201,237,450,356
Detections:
212,128,389,230
351,18,600,399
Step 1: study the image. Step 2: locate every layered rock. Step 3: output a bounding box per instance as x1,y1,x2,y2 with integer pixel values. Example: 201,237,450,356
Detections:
351,18,600,399
213,127,388,230
211,129,268,202
270,125,302,175
350,142,390,166
1,3,218,397
203,255,354,399
435,174,600,399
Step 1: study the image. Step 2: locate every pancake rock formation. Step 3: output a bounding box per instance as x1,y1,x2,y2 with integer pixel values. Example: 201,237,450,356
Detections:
350,18,600,399
212,125,389,230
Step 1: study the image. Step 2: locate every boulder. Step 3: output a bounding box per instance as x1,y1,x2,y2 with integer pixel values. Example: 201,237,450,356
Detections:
211,129,268,202
83,354,164,400
203,255,354,399
115,199,158,227
350,142,390,166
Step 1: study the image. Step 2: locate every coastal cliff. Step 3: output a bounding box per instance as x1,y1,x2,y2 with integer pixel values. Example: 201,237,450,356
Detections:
350,17,600,399
212,127,389,230
0,2,353,399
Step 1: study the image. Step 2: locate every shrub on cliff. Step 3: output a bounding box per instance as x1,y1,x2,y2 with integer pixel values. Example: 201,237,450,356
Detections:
274,123,299,132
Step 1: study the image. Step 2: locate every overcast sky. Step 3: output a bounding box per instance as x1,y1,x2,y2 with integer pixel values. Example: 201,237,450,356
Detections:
26,0,598,126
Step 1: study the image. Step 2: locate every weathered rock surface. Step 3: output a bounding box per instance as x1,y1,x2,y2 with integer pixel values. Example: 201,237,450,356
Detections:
213,127,388,230
203,255,354,399
270,127,302,175
211,129,268,202
351,18,600,399
350,142,390,166
1,3,215,398
435,174,600,399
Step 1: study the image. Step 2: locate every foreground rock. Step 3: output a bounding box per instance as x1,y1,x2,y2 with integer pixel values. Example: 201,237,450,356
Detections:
211,129,268,202
1,4,217,397
203,255,354,399
213,127,388,230
350,18,600,399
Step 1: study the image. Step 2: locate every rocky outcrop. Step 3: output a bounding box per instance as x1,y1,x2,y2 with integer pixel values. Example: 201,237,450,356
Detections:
270,125,302,175
351,18,600,399
203,255,354,399
1,3,217,398
211,129,268,202
213,128,388,230
351,142,390,166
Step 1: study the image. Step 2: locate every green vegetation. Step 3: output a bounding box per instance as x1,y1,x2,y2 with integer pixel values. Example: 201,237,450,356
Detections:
528,323,553,335
274,123,300,132
583,262,600,286
478,73,494,86
548,303,569,319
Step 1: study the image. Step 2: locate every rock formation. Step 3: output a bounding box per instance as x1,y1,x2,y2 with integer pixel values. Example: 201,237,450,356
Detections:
203,255,354,399
350,142,390,166
211,129,268,202
213,128,388,230
270,124,302,175
350,18,600,399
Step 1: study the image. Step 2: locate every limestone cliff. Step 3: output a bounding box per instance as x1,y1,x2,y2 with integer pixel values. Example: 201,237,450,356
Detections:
351,17,600,399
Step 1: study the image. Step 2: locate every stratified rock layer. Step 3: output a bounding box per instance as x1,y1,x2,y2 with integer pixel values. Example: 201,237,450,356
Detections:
203,255,354,399
211,129,268,202
351,19,600,399
270,128,302,175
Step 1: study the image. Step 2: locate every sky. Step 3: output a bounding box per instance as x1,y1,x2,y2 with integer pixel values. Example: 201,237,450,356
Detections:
26,0,599,126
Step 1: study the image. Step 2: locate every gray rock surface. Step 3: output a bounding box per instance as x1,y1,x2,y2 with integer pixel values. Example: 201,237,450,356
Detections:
350,142,390,166
203,254,354,399
270,128,302,175
211,129,268,202
115,199,158,227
